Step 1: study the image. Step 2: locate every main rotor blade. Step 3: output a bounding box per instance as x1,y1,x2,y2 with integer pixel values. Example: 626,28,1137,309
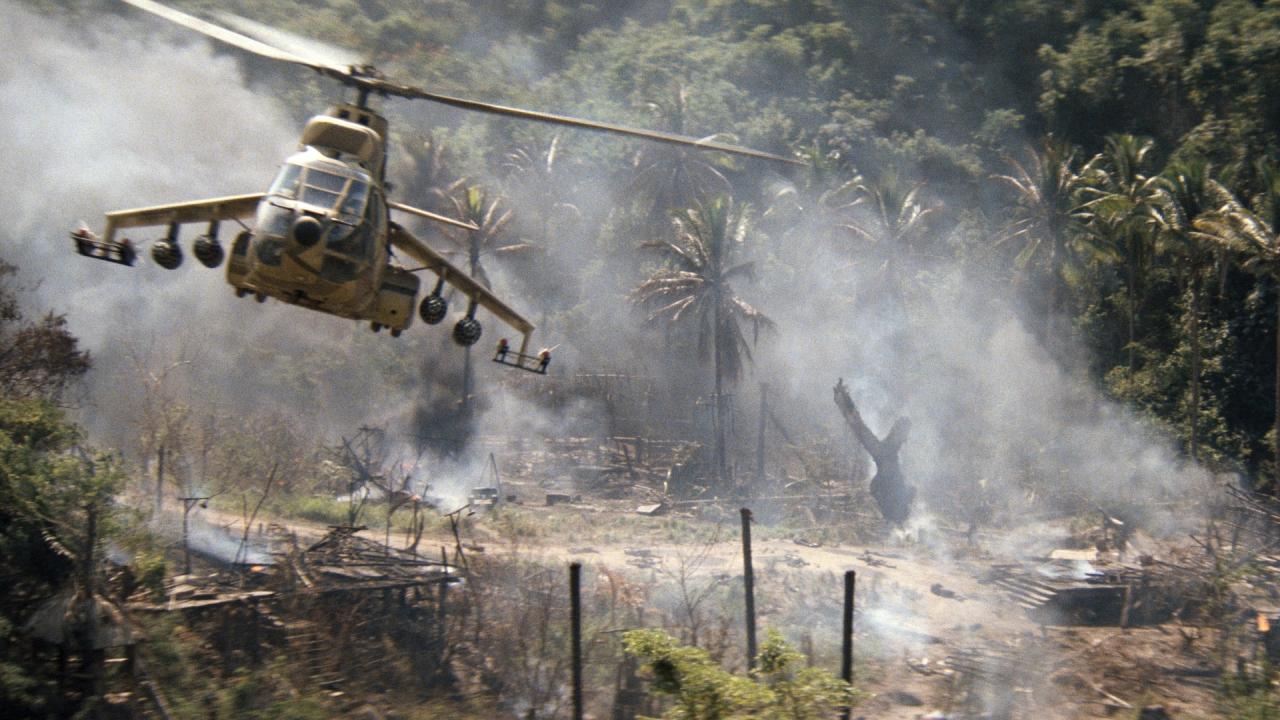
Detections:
215,11,364,70
120,0,345,74
119,0,801,167
386,86,802,166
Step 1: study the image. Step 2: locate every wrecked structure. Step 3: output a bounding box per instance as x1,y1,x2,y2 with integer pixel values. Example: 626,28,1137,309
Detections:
100,524,463,716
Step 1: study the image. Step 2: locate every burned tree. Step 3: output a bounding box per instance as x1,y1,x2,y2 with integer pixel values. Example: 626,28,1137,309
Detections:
833,378,915,525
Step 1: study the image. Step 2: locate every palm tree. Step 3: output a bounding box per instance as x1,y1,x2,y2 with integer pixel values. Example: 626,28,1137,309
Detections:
632,196,774,485
837,169,942,307
502,135,583,246
434,182,536,412
1195,160,1280,489
399,133,461,217
761,145,866,301
1078,134,1163,370
761,142,863,242
629,84,734,222
992,138,1112,347
1149,156,1217,459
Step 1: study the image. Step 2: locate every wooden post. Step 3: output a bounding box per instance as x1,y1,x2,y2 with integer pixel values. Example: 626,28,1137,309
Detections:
741,508,757,671
571,562,584,720
182,500,191,575
1120,583,1133,628
841,570,856,720
249,597,261,666
155,445,165,514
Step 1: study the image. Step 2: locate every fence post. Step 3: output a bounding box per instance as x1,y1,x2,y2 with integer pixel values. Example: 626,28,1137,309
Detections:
741,508,757,671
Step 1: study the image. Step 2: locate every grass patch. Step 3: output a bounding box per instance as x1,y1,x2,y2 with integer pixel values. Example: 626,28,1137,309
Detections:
273,494,350,526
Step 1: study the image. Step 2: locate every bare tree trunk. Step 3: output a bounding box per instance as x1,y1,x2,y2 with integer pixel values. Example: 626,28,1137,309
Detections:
1127,246,1138,372
1274,295,1279,491
236,463,278,568
462,231,481,418
462,348,473,418
80,502,103,708
1189,274,1202,461
712,286,727,486
1045,237,1062,357
155,445,165,515
755,384,767,485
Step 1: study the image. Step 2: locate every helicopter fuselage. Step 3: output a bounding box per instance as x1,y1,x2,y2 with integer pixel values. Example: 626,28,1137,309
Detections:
226,106,422,332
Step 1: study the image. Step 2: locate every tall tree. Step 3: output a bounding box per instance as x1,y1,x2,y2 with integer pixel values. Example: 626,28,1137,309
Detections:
1196,160,1280,489
629,83,734,223
502,135,581,248
435,182,535,413
837,169,941,307
1149,156,1217,459
0,261,91,403
632,196,773,486
1079,134,1163,370
993,138,1111,348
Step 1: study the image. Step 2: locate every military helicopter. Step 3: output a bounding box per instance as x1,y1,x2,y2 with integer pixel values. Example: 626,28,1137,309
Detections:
71,0,799,374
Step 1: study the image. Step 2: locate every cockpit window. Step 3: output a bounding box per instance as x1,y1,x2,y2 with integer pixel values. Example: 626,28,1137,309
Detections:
300,169,344,208
268,163,303,197
307,169,348,194
269,157,372,215
257,203,293,237
339,181,369,217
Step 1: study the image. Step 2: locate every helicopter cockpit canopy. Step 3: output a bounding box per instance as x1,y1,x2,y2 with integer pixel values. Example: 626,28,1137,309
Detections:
255,151,376,282
267,151,371,219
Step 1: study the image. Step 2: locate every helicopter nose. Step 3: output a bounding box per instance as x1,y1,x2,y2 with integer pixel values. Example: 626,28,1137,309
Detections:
291,215,323,248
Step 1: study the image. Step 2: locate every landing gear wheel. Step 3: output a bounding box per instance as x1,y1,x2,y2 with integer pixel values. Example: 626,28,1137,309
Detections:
371,322,383,333
235,288,249,298
390,329,402,338
254,293,267,303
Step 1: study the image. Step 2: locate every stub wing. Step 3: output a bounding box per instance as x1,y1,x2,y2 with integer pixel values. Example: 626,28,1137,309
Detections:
388,201,478,232
387,222,536,350
99,193,265,243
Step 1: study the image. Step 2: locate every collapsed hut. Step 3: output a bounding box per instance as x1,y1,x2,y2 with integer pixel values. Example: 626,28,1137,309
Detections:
123,524,461,703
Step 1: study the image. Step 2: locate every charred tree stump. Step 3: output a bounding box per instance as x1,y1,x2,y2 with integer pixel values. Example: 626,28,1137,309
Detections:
833,379,915,526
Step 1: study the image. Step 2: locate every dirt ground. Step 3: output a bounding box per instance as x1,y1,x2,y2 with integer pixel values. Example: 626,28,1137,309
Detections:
177,486,1251,719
